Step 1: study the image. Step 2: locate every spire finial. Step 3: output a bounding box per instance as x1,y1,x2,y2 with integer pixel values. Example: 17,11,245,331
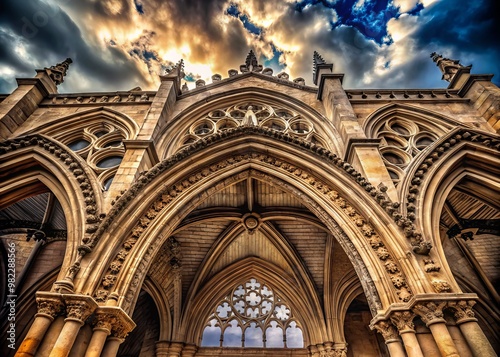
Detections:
313,51,331,85
430,52,471,82
45,58,73,85
240,50,262,73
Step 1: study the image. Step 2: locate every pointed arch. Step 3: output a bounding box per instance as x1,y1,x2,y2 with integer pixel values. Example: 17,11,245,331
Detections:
24,107,140,140
400,128,500,292
80,128,422,323
0,135,102,279
363,103,468,138
156,87,343,157
182,257,325,346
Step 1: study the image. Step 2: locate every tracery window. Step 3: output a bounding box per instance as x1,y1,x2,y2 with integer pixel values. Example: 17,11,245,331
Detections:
57,122,126,190
201,278,304,348
179,102,328,151
375,117,442,186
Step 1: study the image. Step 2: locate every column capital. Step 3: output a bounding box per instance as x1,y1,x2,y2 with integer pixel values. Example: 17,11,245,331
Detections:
412,301,447,326
372,320,400,344
447,300,477,324
105,306,136,339
390,310,416,334
63,294,98,323
35,292,64,320
332,347,348,357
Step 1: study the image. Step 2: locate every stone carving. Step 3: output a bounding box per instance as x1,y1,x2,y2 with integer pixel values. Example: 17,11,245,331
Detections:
262,67,273,76
36,296,64,318
140,93,149,101
65,298,97,322
423,258,441,272
293,77,305,86
432,279,451,293
195,79,205,87
126,94,135,102
228,69,238,77
277,72,290,80
240,50,262,73
430,52,471,82
447,300,476,323
413,301,446,325
212,74,222,81
112,95,121,102
100,96,109,103
390,311,416,332
373,320,399,341
89,96,96,103
45,58,72,85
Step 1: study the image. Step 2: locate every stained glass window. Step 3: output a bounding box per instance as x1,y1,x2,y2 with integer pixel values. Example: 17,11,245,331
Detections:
201,278,303,348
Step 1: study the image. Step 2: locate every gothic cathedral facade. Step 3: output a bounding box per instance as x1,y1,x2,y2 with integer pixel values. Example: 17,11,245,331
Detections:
1,51,499,357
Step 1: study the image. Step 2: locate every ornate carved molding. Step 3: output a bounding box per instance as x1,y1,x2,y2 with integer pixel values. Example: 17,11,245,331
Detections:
63,294,98,323
93,306,136,338
373,320,400,342
447,300,477,324
412,301,447,326
35,292,65,319
390,311,416,333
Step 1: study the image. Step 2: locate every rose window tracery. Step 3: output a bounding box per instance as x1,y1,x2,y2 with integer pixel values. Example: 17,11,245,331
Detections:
201,278,304,348
179,102,327,151
57,122,126,190
375,118,442,186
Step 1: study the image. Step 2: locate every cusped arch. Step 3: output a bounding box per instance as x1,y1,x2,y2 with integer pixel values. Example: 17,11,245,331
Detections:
183,257,325,346
157,88,342,157
83,129,418,317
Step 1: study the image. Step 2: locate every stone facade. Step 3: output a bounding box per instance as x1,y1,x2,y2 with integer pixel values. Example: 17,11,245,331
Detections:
0,52,499,357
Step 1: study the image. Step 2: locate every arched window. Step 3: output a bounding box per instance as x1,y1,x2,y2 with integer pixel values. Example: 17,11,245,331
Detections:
201,278,304,348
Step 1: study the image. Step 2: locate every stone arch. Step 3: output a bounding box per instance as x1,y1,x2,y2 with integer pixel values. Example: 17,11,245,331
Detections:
142,277,172,341
0,135,102,284
182,257,325,346
363,103,463,138
24,106,140,140
399,128,500,293
157,87,342,157
82,129,419,317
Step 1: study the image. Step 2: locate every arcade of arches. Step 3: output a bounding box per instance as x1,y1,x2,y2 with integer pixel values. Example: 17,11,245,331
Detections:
1,52,499,357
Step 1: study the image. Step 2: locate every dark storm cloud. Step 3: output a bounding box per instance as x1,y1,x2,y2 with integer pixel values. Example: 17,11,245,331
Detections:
0,0,153,92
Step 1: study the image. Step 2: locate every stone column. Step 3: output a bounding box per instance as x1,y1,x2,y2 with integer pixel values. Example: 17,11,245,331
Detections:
448,300,497,357
84,311,114,357
373,320,406,357
156,341,170,357
181,343,197,357
101,337,124,357
391,311,424,357
48,295,98,357
413,302,459,357
99,306,136,357
15,292,64,357
168,342,185,357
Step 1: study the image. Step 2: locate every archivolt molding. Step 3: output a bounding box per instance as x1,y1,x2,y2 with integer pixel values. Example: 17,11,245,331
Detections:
0,134,104,285
89,129,416,312
401,128,500,221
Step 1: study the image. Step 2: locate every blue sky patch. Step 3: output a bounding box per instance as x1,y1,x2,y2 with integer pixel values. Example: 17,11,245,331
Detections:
226,3,262,35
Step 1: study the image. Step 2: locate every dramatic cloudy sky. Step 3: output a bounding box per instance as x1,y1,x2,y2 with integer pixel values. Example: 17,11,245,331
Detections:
1,0,499,93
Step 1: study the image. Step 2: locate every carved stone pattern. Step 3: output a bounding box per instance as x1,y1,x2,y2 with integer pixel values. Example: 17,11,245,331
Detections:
92,129,416,304
36,297,64,318
432,279,452,293
390,311,416,332
373,320,399,341
66,300,95,322
447,300,476,323
94,313,116,331
413,302,446,325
